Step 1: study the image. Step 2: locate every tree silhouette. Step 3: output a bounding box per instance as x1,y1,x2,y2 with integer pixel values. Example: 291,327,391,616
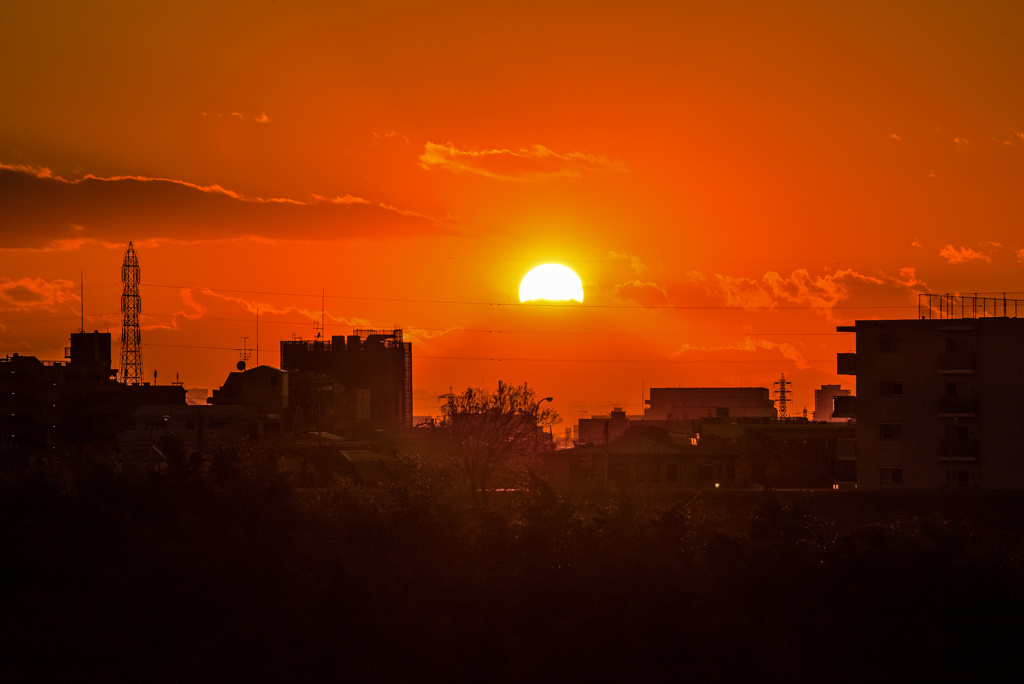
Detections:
434,382,558,506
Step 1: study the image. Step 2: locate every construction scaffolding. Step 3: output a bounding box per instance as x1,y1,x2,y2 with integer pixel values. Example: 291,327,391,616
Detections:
918,293,1024,320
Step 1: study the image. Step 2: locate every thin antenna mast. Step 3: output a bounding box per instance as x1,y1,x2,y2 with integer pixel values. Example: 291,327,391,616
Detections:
255,304,259,367
80,270,84,332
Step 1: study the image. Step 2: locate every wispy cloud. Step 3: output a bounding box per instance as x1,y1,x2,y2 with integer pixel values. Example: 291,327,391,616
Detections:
894,267,925,288
372,130,409,144
940,244,992,264
710,275,777,310
419,142,628,181
613,280,671,308
177,289,207,320
675,337,809,369
0,162,447,248
194,288,370,331
763,269,885,313
608,251,646,275
696,267,925,318
0,277,79,312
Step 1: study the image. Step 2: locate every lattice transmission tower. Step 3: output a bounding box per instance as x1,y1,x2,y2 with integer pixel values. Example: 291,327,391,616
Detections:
119,241,143,385
774,373,792,420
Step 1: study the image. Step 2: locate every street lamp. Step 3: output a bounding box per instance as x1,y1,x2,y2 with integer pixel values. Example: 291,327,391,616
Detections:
534,396,553,456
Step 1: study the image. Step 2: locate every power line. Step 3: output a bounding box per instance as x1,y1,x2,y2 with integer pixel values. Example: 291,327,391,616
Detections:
140,342,835,362
33,311,846,337
140,282,918,310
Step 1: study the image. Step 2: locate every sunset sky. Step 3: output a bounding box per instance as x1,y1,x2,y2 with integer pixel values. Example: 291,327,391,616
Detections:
2,1,1023,423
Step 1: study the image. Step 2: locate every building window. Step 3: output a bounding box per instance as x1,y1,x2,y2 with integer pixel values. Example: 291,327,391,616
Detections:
698,464,714,481
945,382,958,397
880,337,902,353
946,469,969,485
665,463,679,482
880,467,903,484
880,424,903,440
879,380,903,397
956,425,970,440
945,338,968,353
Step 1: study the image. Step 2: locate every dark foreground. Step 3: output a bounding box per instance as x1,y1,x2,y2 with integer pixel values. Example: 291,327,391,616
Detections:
2,455,1023,682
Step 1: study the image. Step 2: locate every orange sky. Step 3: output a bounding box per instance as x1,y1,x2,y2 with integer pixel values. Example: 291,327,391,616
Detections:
2,1,1023,423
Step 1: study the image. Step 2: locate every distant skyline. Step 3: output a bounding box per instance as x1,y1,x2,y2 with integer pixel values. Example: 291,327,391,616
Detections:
2,1,1023,419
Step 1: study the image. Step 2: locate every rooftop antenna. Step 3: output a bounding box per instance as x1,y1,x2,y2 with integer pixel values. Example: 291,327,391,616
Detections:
774,373,791,420
119,242,143,385
80,270,84,332
255,304,259,368
238,336,252,371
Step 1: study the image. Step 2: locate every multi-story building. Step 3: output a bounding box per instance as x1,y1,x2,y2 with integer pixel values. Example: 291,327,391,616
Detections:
812,384,852,422
577,407,632,445
0,331,185,456
644,387,777,421
837,294,1024,489
280,329,412,430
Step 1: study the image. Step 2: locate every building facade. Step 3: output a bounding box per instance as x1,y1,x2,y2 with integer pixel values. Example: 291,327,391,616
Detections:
280,329,412,430
838,296,1024,489
812,384,852,422
644,387,777,421
1,331,185,456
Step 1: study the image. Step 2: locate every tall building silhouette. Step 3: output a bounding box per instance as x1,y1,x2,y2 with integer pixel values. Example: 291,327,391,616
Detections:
813,384,851,422
837,293,1024,489
119,242,143,385
280,328,412,429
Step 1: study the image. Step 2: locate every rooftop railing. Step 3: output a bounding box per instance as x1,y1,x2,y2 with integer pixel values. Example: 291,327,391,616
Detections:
918,293,1024,320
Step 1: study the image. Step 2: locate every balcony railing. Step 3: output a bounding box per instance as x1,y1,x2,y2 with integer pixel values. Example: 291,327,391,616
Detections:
837,353,856,375
832,395,856,418
938,396,977,415
938,351,976,372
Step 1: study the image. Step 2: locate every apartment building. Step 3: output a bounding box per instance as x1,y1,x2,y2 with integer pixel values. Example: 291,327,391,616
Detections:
838,294,1024,489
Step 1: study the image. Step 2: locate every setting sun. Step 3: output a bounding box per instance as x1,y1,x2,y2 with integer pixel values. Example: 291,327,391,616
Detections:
519,264,584,303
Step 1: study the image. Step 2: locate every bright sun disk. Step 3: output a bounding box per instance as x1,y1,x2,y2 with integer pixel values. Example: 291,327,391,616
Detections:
519,264,584,303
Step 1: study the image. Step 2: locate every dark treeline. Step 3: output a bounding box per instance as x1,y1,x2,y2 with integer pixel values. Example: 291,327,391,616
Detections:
2,446,1023,682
